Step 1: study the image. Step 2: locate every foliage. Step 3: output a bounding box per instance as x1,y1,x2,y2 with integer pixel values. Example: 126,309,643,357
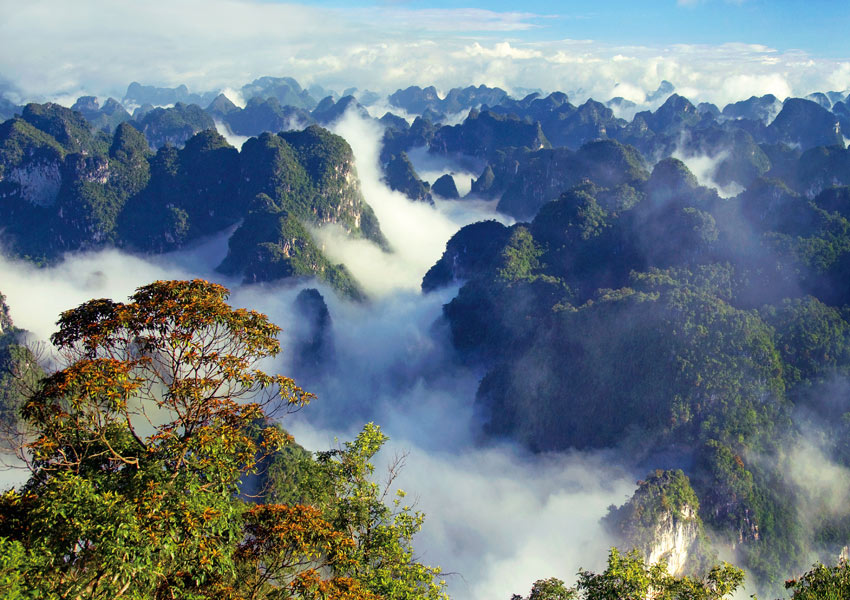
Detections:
575,549,743,600
760,296,850,386
267,423,449,600
512,549,744,600
383,152,432,204
511,577,576,600
477,281,787,451
0,117,66,179
20,102,104,155
0,107,385,292
0,343,42,436
131,102,215,149
217,200,365,301
118,129,239,251
0,295,44,437
0,280,448,599
606,469,700,530
430,108,549,164
0,280,351,599
428,156,850,589
498,226,544,283
239,127,386,249
223,96,313,138
784,560,850,600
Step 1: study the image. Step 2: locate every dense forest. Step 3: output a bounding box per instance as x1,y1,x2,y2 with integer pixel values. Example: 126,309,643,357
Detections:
3,75,850,598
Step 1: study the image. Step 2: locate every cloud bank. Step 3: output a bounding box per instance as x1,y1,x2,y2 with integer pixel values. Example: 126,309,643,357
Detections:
0,102,644,599
2,0,849,109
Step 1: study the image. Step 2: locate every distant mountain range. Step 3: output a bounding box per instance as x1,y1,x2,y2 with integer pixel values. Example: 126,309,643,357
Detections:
6,74,850,595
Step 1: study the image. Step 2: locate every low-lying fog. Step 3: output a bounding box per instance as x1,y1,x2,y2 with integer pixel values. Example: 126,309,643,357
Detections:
1,110,647,599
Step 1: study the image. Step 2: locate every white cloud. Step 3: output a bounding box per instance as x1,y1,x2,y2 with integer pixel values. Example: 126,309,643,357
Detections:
1,0,848,108
720,73,793,103
313,108,510,297
461,41,543,60
375,8,544,32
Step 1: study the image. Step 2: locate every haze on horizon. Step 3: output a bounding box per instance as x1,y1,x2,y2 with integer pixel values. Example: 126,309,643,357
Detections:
1,0,849,108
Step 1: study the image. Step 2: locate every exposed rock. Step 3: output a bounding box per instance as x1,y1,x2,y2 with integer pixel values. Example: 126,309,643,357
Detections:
71,96,101,121
9,159,62,206
62,153,110,184
216,201,364,300
604,469,710,577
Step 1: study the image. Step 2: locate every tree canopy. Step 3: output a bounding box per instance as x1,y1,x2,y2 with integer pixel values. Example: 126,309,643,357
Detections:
0,279,444,599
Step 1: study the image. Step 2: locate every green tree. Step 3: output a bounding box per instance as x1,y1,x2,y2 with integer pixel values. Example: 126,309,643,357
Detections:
784,560,850,600
511,577,577,600
268,423,449,600
0,280,383,599
513,548,744,600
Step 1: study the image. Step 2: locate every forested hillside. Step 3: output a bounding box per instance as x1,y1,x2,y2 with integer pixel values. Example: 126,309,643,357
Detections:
3,75,850,598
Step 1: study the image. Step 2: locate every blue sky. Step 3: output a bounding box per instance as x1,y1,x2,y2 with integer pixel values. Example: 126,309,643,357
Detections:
300,0,850,57
2,0,849,105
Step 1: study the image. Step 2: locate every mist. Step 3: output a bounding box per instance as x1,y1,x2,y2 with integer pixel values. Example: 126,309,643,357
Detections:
0,103,646,598
313,110,511,297
291,420,635,600
406,145,483,198
0,246,636,600
213,120,250,150
670,148,745,199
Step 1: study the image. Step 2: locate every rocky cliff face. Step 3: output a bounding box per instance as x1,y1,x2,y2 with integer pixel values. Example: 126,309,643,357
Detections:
311,153,371,225
644,504,702,576
1,107,383,293
0,292,12,336
8,159,62,206
604,470,710,577
241,126,387,248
